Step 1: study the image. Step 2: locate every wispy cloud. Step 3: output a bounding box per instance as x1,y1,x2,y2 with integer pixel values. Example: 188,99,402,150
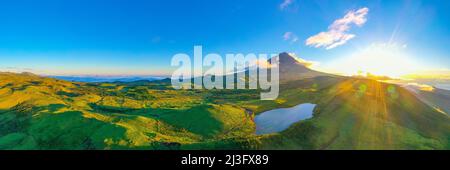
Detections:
279,0,294,10
406,83,435,92
283,32,299,43
306,7,369,50
151,36,161,43
0,66,40,74
288,53,319,68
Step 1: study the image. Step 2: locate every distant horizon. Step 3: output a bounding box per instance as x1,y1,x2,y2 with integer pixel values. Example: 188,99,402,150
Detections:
0,71,172,78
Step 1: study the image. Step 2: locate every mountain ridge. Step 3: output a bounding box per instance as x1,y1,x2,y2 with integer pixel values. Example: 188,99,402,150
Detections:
271,52,334,82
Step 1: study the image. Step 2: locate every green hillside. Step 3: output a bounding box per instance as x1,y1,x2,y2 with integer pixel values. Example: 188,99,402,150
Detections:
257,77,450,149
0,72,449,150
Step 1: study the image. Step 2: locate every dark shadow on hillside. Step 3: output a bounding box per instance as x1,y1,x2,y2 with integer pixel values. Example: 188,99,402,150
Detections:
88,103,223,138
0,103,127,150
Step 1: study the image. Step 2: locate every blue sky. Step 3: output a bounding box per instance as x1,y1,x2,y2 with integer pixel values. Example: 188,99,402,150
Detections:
0,0,449,76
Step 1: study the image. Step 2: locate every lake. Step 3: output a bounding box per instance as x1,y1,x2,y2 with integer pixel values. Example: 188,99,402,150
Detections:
254,103,316,135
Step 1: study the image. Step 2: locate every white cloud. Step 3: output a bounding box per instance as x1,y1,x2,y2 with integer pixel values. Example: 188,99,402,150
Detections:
405,83,435,92
306,7,369,49
283,32,299,43
0,66,36,73
287,53,320,68
283,32,292,40
280,0,294,10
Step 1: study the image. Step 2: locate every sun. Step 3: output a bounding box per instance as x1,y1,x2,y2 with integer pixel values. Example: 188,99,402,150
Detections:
325,43,421,78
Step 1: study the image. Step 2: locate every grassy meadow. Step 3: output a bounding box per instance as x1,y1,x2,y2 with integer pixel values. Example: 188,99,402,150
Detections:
0,72,449,150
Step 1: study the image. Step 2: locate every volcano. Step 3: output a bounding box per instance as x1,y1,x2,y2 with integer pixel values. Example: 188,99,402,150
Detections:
269,52,332,82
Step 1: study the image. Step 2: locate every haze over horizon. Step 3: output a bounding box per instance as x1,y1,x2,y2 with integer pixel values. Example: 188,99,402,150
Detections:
1,0,449,78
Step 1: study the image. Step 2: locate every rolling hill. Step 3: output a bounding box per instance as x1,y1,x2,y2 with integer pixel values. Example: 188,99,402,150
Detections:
0,53,449,150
